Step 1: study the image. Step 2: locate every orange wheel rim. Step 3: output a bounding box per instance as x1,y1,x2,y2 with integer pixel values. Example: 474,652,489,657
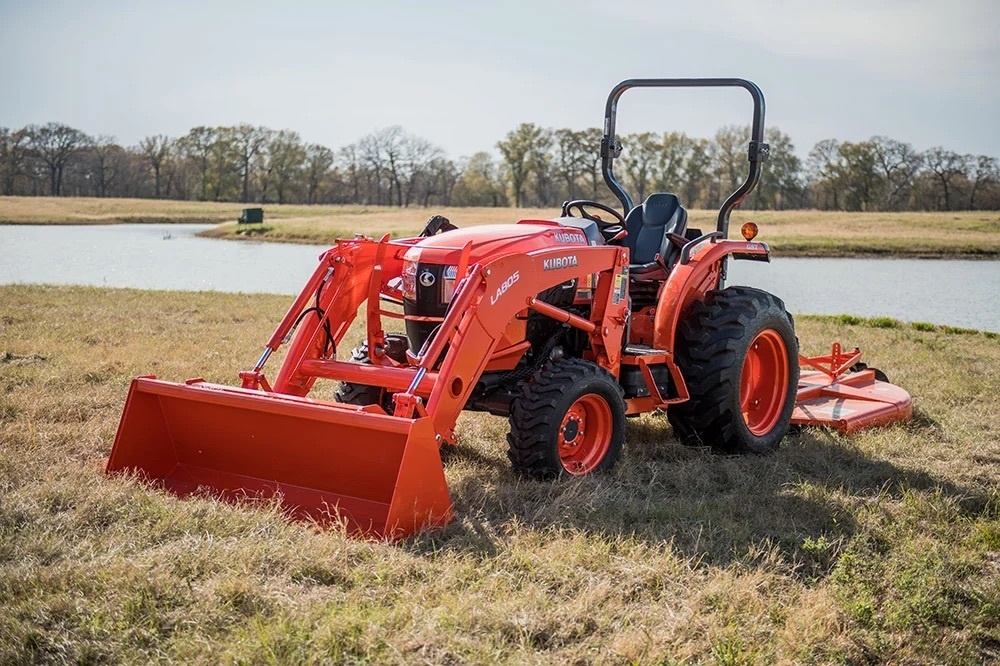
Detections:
557,394,612,475
740,329,789,436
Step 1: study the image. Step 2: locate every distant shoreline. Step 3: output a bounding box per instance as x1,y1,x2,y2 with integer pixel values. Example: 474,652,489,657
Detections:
0,218,224,226
3,196,998,260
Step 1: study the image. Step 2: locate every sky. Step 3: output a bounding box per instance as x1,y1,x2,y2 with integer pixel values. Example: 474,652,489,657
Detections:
1,0,998,160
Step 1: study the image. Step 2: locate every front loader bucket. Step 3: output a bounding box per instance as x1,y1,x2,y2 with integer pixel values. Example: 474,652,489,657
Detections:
106,377,453,539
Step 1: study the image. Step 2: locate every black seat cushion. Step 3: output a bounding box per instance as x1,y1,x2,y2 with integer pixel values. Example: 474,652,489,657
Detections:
622,193,688,276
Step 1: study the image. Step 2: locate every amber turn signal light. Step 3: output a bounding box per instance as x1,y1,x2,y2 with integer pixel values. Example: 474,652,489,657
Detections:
741,222,759,241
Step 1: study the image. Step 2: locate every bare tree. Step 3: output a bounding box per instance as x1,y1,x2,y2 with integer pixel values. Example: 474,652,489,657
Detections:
967,155,999,209
233,124,271,203
401,134,443,207
339,143,363,203
304,143,334,204
27,122,92,195
806,139,843,209
358,128,394,205
89,135,123,197
0,127,31,195
415,156,458,206
139,135,172,198
177,126,215,200
869,136,920,211
357,126,445,206
923,147,970,210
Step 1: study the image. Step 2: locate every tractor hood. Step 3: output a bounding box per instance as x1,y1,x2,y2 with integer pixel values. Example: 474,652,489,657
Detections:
402,220,597,266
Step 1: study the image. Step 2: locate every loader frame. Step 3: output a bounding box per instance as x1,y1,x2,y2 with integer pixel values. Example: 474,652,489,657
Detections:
238,229,770,443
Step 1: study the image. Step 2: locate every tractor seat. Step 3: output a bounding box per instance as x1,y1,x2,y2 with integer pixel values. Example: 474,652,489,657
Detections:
622,193,689,280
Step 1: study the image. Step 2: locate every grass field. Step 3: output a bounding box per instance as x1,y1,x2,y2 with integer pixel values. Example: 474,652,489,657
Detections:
1,285,998,663
3,196,999,258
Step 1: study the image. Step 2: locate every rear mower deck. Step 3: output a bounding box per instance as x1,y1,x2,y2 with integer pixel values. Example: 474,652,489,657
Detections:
793,344,913,433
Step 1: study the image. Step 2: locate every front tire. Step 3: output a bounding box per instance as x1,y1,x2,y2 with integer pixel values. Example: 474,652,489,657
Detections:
507,358,626,479
334,344,393,411
667,286,798,454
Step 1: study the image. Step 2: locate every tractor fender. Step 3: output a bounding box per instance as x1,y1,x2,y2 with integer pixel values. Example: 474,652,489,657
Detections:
652,239,770,352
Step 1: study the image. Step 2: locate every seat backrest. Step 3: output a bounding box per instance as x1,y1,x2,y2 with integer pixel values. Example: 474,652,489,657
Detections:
623,193,688,265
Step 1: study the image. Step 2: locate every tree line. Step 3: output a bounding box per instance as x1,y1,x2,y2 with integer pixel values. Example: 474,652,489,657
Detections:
1,121,998,211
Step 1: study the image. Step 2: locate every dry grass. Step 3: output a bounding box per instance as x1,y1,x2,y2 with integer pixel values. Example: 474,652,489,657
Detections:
716,209,1000,258
2,285,999,664
196,205,561,245
0,196,249,224
3,196,999,258
0,195,555,231
199,207,1000,259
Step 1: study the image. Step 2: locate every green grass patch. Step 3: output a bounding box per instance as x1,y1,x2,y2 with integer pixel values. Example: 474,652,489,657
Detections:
801,314,997,338
939,325,980,335
836,314,864,326
867,316,902,329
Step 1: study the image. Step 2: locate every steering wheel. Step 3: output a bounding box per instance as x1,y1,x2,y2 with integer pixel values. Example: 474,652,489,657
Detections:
561,200,626,225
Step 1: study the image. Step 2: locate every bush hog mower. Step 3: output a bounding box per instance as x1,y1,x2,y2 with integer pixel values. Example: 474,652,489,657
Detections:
107,78,912,539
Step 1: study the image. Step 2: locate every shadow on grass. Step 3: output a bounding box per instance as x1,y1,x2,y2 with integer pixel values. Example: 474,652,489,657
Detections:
413,414,988,571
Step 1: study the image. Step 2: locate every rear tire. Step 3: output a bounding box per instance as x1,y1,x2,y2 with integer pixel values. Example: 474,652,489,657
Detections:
667,286,798,454
507,358,626,479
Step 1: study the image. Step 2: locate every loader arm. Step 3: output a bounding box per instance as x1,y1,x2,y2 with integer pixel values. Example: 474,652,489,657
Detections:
414,243,631,438
271,240,382,396
266,237,630,442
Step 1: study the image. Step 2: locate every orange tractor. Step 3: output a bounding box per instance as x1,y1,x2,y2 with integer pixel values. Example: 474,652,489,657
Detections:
107,78,912,538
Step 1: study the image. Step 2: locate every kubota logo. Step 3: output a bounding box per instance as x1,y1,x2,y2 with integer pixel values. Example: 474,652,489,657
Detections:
553,232,586,244
543,255,579,271
490,271,520,305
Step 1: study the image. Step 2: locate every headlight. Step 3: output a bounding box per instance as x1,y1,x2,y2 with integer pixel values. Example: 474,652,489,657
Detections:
402,260,417,300
442,265,459,303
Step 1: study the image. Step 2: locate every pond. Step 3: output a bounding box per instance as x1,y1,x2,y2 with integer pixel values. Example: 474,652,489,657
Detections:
2,224,998,333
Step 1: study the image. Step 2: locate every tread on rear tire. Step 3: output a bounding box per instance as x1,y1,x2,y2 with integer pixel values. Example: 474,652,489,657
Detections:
667,286,798,454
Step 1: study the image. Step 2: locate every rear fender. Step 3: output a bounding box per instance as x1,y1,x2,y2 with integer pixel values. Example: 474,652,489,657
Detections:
652,239,770,352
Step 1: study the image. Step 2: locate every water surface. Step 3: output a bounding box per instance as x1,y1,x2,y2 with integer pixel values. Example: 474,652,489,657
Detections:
2,224,998,332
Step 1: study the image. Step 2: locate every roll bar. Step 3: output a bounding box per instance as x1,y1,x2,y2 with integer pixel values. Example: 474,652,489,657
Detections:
600,78,769,239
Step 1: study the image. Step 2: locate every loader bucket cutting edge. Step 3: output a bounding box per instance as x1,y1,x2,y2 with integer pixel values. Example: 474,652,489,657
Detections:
106,377,453,539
